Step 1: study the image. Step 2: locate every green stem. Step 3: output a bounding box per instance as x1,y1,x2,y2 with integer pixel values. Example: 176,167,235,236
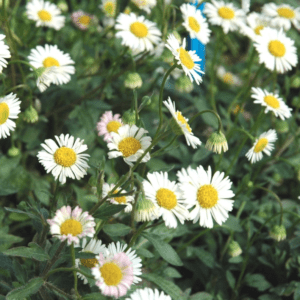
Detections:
210,30,220,112
50,179,60,214
44,267,94,281
8,59,36,70
189,109,223,132
231,128,255,141
151,136,177,158
178,228,211,253
70,243,78,293
126,221,149,251
45,282,73,299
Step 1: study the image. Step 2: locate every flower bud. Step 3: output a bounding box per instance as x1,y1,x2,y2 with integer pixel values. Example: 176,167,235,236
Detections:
275,120,289,134
161,48,174,64
269,225,286,242
23,105,38,123
134,195,160,222
247,181,253,188
57,1,68,12
34,98,42,113
292,96,300,108
122,109,136,125
228,240,242,257
8,146,20,157
175,75,194,93
205,131,228,154
124,72,142,89
291,76,300,89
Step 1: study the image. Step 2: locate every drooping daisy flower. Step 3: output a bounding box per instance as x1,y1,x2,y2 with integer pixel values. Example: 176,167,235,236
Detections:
102,183,134,213
124,72,143,89
245,129,278,164
26,0,65,30
251,87,292,120
37,134,90,184
91,241,142,298
203,0,246,34
97,111,123,143
0,93,21,139
134,195,160,222
269,224,286,242
0,34,11,74
254,27,298,74
165,33,204,85
28,44,75,86
47,206,96,246
126,288,171,300
163,97,201,149
205,131,228,154
216,66,242,86
34,66,58,92
71,10,95,30
100,0,117,18
107,124,152,167
262,3,300,31
132,0,157,14
75,238,107,284
180,3,211,44
115,13,162,53
177,165,235,228
143,172,189,228
228,240,242,257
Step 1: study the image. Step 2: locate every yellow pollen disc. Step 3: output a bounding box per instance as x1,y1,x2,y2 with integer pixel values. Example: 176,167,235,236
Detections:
156,188,177,210
130,22,148,38
118,137,141,157
112,190,127,204
106,121,122,133
0,102,9,125
254,138,268,153
197,185,218,209
37,10,52,22
254,25,264,35
263,95,280,109
104,2,115,16
78,15,91,26
176,112,192,132
268,40,286,57
60,219,83,236
223,72,233,84
188,16,200,33
178,47,194,70
100,262,123,286
54,146,77,167
218,7,235,20
43,57,60,68
80,256,98,268
277,7,295,19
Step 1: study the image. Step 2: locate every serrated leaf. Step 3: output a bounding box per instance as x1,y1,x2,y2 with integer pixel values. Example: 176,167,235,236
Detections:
245,273,272,291
103,223,131,236
93,204,127,219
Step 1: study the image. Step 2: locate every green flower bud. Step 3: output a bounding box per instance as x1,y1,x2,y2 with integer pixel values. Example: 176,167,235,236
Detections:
228,240,242,257
124,72,142,89
269,225,286,242
8,146,20,157
122,109,136,125
247,181,253,188
161,48,174,64
272,173,282,183
292,96,300,108
175,75,194,93
291,76,300,89
205,131,228,154
275,120,289,133
57,1,68,12
23,105,38,123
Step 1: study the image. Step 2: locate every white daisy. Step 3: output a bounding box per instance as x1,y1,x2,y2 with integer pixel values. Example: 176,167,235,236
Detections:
180,3,211,44
28,44,75,87
71,10,95,30
216,66,243,86
0,93,21,139
132,0,157,14
26,0,65,30
165,33,204,85
241,0,250,13
245,129,278,164
177,165,235,228
115,13,162,53
35,66,58,92
254,27,298,74
126,288,171,300
251,87,292,120
163,97,201,149
107,124,152,167
99,0,117,18
143,171,189,228
47,206,96,246
0,34,11,74
37,133,90,184
203,0,246,34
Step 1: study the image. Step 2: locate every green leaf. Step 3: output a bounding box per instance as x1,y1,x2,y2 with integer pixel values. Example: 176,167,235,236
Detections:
193,248,215,268
83,293,107,300
0,230,23,252
6,277,44,300
142,233,183,266
245,273,272,291
228,256,243,264
103,224,131,237
163,267,182,278
189,292,214,300
136,248,154,258
223,215,243,232
226,270,236,289
289,236,300,249
4,207,36,219
93,204,127,219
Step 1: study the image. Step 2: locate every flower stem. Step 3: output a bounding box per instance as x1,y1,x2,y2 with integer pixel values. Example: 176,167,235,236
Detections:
126,221,149,251
189,109,223,132
44,267,94,281
70,243,78,294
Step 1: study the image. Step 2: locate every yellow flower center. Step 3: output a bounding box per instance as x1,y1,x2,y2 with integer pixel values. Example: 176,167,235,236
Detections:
176,112,192,132
37,10,52,22
156,188,177,210
130,22,148,38
54,146,77,167
188,16,200,33
104,2,116,16
218,7,235,19
177,47,194,70
80,252,98,268
78,15,91,26
100,262,123,286
254,25,264,35
106,121,122,133
264,95,280,109
43,57,60,68
277,7,295,19
118,137,142,157
60,219,83,236
223,72,233,84
0,102,9,125
254,138,268,153
268,40,286,57
197,185,218,209
112,190,127,204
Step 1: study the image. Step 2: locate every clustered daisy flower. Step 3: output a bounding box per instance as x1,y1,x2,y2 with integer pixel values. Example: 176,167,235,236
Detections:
97,111,123,142
0,34,11,74
71,10,95,30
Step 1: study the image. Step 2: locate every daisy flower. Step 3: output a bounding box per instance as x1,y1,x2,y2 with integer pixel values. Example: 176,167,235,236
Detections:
47,206,96,246
216,66,242,86
100,0,117,18
204,0,246,34
26,0,65,30
75,238,107,284
262,3,300,31
143,171,189,228
0,34,11,74
91,241,142,298
177,165,235,228
0,93,21,139
163,97,201,149
115,13,162,53
71,10,95,30
245,129,277,164
126,288,171,300
28,44,75,87
251,87,292,120
97,111,123,143
37,134,90,184
165,33,204,85
180,3,211,44
34,66,58,92
107,124,152,167
102,183,134,213
132,0,157,14
254,27,298,74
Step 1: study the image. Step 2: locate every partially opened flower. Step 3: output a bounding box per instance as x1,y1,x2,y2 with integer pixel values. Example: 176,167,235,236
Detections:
216,66,242,86
71,10,95,30
132,0,157,14
34,66,58,92
47,206,96,246
97,111,123,142
0,34,11,74
126,287,171,300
